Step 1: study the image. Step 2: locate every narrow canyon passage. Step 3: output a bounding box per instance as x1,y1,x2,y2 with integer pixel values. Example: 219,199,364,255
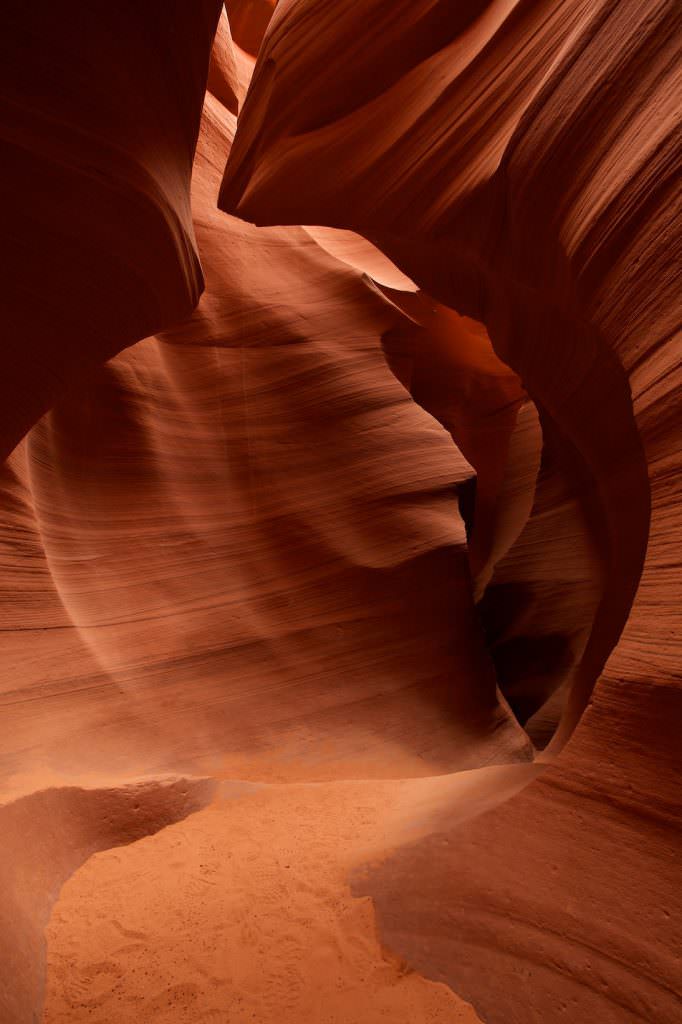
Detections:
2,2,680,1023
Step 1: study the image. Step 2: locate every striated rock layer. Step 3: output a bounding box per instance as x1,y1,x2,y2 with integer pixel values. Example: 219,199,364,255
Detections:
2,14,530,1021
1,3,680,1023
220,0,682,1020
2,85,530,790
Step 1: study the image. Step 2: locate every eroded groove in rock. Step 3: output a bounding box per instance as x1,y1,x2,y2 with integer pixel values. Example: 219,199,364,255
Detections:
378,292,543,603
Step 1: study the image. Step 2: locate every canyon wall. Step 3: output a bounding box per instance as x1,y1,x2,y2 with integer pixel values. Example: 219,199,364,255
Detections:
1,3,680,1022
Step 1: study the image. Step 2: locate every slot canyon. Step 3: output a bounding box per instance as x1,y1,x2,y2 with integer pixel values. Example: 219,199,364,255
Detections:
1,2,680,1022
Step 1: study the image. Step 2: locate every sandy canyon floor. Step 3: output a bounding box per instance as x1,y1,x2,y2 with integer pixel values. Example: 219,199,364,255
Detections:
43,778,484,1024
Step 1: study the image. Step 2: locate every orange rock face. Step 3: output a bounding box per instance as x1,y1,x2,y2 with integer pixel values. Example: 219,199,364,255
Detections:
1,4,680,1023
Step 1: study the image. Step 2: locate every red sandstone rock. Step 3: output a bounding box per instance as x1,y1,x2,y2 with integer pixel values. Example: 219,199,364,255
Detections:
220,1,682,1019
2,89,529,790
225,0,277,57
0,1,222,461
1,3,680,1023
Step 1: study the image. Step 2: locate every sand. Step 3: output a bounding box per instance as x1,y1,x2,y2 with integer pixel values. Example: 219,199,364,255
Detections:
42,780,483,1023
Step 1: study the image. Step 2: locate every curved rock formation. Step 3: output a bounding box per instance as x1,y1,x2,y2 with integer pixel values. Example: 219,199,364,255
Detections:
220,0,678,747
0,0,221,460
2,86,530,791
225,0,277,57
1,3,680,1023
218,0,682,1019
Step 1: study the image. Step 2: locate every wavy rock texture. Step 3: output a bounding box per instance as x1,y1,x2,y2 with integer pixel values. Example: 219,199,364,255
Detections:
1,16,531,1023
1,3,680,1023
219,0,682,1020
2,90,530,792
